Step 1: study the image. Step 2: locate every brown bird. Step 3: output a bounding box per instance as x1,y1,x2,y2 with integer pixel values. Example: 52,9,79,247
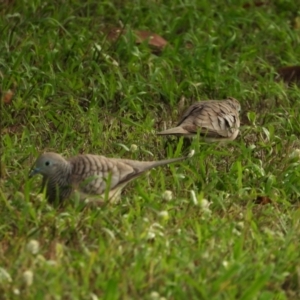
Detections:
29,151,194,204
157,97,241,142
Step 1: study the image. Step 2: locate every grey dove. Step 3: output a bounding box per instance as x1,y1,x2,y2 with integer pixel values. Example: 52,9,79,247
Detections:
29,151,194,204
157,97,241,142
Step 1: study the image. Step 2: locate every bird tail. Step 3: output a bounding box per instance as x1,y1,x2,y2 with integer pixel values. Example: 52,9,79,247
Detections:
132,150,195,173
156,126,190,136
148,150,194,169
115,150,194,186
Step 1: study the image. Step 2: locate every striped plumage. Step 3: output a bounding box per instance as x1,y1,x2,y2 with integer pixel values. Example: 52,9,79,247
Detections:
29,152,193,204
157,97,241,142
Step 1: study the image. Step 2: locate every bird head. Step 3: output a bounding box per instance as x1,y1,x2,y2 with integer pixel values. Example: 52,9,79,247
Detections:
227,97,241,113
29,152,66,178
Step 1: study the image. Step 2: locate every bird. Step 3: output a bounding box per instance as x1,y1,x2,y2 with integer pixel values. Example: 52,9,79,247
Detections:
157,97,241,142
29,151,194,205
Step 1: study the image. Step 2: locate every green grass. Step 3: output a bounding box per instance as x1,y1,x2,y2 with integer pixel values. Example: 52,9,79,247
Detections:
2,0,300,299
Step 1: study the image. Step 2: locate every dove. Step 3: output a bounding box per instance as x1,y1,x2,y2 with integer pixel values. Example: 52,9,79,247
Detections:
29,151,194,204
157,97,241,142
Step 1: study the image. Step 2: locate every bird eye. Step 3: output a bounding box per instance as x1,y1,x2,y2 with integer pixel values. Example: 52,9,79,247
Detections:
45,161,50,166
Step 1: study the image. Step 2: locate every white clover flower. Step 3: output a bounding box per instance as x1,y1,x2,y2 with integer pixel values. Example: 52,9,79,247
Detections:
232,228,241,236
147,223,165,240
13,288,20,295
236,222,244,229
158,211,169,220
289,149,300,160
84,198,91,204
188,149,195,158
162,190,173,201
102,53,119,67
200,199,211,209
147,231,156,240
150,223,164,230
36,193,46,202
90,293,99,300
26,240,40,255
150,291,160,299
37,254,46,261
111,59,119,67
200,198,212,214
22,270,34,286
222,261,229,268
94,43,102,51
130,144,138,152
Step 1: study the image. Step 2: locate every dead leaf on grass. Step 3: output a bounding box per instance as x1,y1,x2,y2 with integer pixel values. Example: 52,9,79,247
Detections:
243,1,269,8
135,30,168,49
2,89,14,104
185,41,194,50
275,66,300,85
254,195,272,205
1,125,22,135
106,27,168,52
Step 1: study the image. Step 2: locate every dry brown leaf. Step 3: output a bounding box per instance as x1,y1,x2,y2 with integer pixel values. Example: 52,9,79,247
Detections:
106,28,168,51
243,1,269,8
1,0,15,5
135,30,168,49
185,41,194,49
276,66,300,85
254,196,272,205
106,27,125,41
1,125,22,135
2,89,14,104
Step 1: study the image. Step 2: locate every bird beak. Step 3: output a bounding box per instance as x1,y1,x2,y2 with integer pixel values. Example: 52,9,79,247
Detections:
29,167,40,178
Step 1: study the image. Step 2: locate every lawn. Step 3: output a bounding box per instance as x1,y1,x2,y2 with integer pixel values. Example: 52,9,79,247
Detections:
1,0,300,299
